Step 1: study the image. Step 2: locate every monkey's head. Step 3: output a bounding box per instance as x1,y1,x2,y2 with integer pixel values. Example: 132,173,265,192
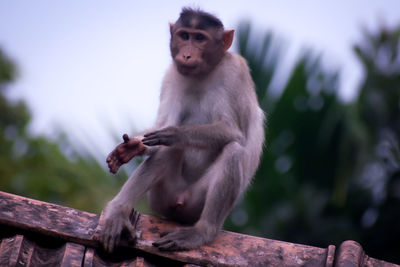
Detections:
170,8,234,77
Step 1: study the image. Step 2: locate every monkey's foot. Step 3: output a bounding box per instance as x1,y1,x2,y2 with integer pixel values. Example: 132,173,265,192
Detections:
96,208,141,253
152,226,210,251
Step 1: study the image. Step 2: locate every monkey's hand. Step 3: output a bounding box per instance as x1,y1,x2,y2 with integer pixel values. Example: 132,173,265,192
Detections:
106,134,146,174
96,202,139,253
152,225,215,251
142,126,181,147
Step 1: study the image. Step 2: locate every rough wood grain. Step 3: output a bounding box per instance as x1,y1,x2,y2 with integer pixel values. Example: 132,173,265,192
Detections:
60,242,85,267
0,191,332,266
1,191,399,267
335,240,365,267
0,191,98,247
83,247,97,267
0,235,25,266
133,215,331,266
326,245,336,267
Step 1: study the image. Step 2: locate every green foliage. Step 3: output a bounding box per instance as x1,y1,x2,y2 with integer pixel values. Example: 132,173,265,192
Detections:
225,23,400,263
353,25,400,262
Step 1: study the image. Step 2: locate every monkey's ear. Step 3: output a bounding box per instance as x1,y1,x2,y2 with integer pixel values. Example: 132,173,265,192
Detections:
223,30,234,50
169,23,175,36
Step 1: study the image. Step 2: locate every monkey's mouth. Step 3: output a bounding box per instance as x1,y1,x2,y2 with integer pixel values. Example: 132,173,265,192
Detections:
177,64,198,75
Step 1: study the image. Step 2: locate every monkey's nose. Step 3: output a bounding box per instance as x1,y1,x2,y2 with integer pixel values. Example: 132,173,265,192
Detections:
183,54,191,60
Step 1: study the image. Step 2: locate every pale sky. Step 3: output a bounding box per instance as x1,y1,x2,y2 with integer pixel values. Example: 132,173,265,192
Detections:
0,0,399,159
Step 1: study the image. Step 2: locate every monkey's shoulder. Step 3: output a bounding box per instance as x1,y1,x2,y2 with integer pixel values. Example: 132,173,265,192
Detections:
221,52,250,72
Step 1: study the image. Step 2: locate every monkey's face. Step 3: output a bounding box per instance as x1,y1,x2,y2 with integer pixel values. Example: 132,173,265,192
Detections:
170,27,224,77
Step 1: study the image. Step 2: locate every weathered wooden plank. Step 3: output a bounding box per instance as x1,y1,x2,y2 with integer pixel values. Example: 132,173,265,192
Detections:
364,257,400,267
131,257,146,267
83,247,96,267
132,215,331,267
0,235,24,266
333,241,400,267
325,245,336,267
60,242,85,267
0,191,98,247
0,234,35,266
15,235,35,266
1,191,332,266
1,191,399,267
334,240,364,267
83,247,149,267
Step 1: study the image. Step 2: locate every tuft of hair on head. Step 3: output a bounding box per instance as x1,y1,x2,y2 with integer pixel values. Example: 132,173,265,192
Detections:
178,7,224,30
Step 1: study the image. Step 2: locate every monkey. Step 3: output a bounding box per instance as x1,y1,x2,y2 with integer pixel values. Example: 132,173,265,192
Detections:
98,8,265,252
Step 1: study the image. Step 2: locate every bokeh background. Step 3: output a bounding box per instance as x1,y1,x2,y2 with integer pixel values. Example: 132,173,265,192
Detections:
1,1,399,264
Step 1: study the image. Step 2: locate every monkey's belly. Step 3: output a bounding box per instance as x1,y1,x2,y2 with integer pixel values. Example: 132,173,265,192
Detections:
147,148,217,224
148,187,205,225
181,148,218,183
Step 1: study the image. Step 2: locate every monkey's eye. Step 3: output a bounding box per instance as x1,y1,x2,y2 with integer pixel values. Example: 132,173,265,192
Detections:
179,32,189,41
195,33,206,41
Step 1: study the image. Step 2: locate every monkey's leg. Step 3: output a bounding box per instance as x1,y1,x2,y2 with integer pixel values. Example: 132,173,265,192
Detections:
99,149,180,252
153,141,244,251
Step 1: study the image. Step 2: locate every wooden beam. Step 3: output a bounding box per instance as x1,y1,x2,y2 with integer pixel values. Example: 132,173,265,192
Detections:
1,191,399,267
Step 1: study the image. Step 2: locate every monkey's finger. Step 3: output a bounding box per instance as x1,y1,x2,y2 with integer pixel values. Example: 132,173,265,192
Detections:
115,233,121,250
108,163,116,174
159,229,174,237
143,130,160,138
107,222,122,253
110,162,121,174
107,156,115,167
106,152,119,167
142,138,160,146
123,134,130,143
152,239,166,247
103,223,113,252
153,239,178,251
105,234,114,253
152,234,174,246
112,165,120,174
124,220,137,240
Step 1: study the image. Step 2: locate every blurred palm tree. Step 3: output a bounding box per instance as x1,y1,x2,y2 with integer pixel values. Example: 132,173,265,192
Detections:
354,24,400,262
225,22,400,264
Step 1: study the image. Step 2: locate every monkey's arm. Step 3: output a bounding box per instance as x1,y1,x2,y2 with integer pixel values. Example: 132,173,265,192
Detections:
142,121,244,149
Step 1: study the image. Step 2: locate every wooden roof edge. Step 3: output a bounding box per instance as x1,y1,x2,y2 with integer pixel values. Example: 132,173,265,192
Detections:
0,191,398,267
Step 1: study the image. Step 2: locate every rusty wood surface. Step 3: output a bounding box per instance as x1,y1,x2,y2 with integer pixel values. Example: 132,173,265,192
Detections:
60,242,85,267
326,245,336,267
0,235,24,266
82,247,162,267
1,191,399,267
134,215,331,266
364,257,400,267
83,248,97,267
0,191,332,266
334,240,364,267
333,241,400,267
0,191,98,247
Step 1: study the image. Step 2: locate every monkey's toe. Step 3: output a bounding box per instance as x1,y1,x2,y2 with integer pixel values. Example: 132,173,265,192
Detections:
152,227,205,251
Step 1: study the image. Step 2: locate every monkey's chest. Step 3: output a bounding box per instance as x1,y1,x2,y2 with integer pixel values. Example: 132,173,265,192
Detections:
178,105,212,125
181,148,217,183
177,91,217,125
177,96,219,182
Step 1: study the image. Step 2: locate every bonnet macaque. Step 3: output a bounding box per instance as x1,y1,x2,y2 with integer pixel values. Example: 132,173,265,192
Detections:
98,8,265,252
